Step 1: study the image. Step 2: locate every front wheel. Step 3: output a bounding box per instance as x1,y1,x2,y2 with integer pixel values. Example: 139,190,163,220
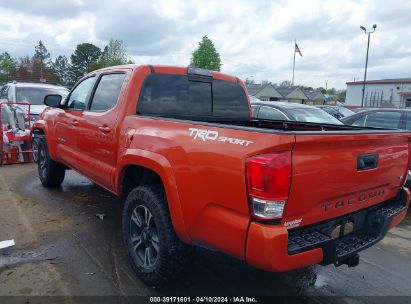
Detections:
122,185,193,286
37,138,65,187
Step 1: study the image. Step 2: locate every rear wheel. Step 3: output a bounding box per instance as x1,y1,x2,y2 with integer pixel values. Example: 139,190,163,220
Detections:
122,185,193,286
37,138,65,187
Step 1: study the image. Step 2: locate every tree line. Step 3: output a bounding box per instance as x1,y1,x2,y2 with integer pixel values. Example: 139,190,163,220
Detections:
0,39,133,87
0,36,345,100
0,35,222,88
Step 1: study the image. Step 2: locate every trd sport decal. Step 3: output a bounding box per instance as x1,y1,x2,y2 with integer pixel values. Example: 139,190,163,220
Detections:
188,128,253,146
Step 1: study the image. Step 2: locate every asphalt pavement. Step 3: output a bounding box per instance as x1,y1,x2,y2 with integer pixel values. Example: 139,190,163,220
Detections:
0,164,410,303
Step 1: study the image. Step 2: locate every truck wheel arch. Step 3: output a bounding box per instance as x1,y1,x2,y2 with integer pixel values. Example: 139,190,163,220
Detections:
31,123,58,160
116,151,191,243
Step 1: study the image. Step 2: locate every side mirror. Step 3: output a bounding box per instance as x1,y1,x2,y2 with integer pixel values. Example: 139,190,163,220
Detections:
44,94,62,108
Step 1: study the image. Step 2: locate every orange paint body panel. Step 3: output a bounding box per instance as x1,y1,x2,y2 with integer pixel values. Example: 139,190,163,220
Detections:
246,222,323,272
33,64,411,272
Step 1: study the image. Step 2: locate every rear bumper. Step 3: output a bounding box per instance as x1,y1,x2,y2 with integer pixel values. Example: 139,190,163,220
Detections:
245,187,410,272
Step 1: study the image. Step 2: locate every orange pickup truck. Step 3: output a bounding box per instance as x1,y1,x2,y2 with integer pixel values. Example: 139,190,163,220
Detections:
32,65,411,286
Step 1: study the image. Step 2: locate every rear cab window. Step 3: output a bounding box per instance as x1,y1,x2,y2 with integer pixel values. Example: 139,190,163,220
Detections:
137,74,249,121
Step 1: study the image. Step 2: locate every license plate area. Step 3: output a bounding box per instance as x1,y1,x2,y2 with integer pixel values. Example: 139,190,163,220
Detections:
287,189,407,264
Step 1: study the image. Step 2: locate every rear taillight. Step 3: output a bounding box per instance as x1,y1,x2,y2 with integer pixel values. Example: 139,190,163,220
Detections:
246,152,291,221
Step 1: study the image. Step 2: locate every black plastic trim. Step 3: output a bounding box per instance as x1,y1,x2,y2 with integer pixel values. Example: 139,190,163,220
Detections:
287,188,408,266
132,114,411,136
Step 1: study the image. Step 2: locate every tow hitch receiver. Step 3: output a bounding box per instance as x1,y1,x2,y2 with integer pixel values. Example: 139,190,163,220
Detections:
335,253,360,268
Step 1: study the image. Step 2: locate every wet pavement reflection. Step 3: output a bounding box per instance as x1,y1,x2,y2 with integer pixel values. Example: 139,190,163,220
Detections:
1,166,410,302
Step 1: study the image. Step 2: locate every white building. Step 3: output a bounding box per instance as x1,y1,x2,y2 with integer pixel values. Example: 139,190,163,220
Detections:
345,78,411,108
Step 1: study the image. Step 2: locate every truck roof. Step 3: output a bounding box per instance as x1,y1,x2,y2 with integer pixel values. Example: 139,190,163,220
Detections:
93,64,239,83
11,82,67,90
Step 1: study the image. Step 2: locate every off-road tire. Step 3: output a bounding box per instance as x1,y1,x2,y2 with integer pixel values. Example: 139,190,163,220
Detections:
122,184,193,286
37,138,65,187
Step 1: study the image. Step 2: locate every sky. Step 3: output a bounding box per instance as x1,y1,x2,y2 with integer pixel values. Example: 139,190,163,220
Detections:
0,0,410,89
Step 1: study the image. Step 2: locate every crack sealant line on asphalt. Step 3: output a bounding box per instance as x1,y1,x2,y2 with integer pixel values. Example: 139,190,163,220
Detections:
0,171,74,299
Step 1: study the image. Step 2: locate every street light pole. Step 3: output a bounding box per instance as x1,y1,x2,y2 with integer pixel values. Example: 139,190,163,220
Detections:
360,24,377,107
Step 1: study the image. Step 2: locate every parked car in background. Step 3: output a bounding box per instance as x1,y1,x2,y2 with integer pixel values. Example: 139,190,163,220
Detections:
0,81,69,161
317,105,354,119
342,108,411,187
0,81,69,123
250,101,344,125
341,108,411,130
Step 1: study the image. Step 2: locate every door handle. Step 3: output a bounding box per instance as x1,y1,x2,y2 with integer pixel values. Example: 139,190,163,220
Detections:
357,154,378,171
98,126,111,133
71,120,79,126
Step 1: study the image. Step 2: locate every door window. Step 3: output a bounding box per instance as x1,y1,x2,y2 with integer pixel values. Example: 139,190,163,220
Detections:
66,77,95,110
351,115,366,126
364,111,402,129
89,73,126,112
257,106,288,120
405,113,411,131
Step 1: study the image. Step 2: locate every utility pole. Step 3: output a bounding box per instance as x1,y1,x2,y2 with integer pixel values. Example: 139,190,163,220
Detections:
292,38,296,86
360,24,377,107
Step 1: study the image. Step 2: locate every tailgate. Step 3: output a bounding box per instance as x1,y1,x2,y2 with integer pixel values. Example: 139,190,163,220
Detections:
283,132,410,227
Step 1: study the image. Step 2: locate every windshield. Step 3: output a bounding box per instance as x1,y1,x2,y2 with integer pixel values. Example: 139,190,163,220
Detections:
16,87,69,105
338,106,354,117
289,108,343,125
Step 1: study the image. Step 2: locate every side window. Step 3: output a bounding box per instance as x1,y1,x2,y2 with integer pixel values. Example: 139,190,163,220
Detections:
352,115,366,126
0,86,9,100
257,106,288,120
89,73,126,112
7,86,14,102
364,111,402,129
406,113,411,131
66,77,95,110
251,105,259,117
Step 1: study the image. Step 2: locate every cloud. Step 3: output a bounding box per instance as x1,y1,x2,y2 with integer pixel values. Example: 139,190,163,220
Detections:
0,0,410,89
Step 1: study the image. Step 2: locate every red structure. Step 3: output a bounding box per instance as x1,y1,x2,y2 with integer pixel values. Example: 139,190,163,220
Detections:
0,102,32,165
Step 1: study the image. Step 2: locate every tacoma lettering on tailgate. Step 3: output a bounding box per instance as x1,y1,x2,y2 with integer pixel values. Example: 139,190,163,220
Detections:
322,188,385,211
